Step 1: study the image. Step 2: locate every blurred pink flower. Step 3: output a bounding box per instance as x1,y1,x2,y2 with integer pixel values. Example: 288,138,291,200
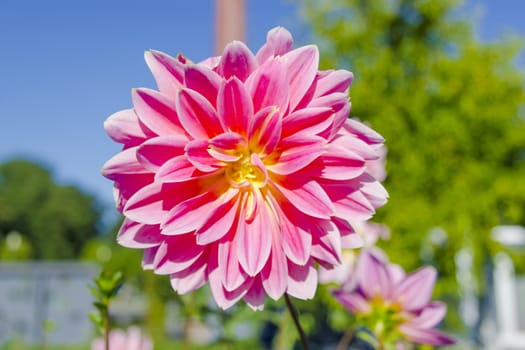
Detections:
91,327,153,350
333,250,455,347
102,27,387,309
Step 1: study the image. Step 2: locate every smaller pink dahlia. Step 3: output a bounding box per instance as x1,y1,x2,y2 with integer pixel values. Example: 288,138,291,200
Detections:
91,327,153,350
333,250,455,348
102,26,387,309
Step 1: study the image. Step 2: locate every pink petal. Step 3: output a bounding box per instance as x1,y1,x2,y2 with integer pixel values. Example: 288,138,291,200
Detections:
261,215,288,300
244,277,266,311
185,139,224,172
156,155,204,182
246,58,289,113
331,134,380,161
322,180,376,221
102,146,149,181
218,232,248,291
398,325,455,346
275,202,312,265
286,259,317,300
272,178,334,219
393,267,437,311
343,118,385,145
310,221,342,266
410,301,447,329
357,250,391,299
144,50,185,97
314,69,353,97
218,41,257,82
248,105,282,156
281,107,334,138
117,219,163,248
387,263,406,285
184,64,221,107
170,255,208,294
256,26,293,63
360,176,389,209
154,234,205,274
142,246,159,270
236,191,273,276
196,189,240,244
306,145,365,180
267,135,325,175
132,88,185,136
282,45,319,111
217,77,253,135
209,132,246,162
162,183,228,235
208,250,251,309
332,290,371,314
176,88,222,139
136,135,188,171
104,109,154,146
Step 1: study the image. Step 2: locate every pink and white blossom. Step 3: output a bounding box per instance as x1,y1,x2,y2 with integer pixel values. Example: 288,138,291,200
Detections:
102,27,387,309
333,250,455,347
91,327,153,350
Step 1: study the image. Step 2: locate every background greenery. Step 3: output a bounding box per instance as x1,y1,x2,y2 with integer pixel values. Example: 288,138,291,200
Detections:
1,0,524,348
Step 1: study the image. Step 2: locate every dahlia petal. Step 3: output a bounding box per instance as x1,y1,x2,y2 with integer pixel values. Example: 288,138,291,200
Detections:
307,146,365,180
117,219,163,248
154,235,205,274
256,26,293,63
246,58,289,113
283,45,319,111
310,221,342,266
393,267,437,311
199,55,220,69
184,64,221,107
398,325,455,346
209,132,246,162
261,222,288,300
387,263,406,285
176,88,222,139
250,153,269,188
208,251,251,309
273,179,334,219
196,190,240,244
170,256,208,294
156,155,204,182
102,146,149,181
330,101,351,139
361,177,389,209
332,290,371,314
248,106,282,156
104,109,154,146
276,203,312,265
340,233,364,249
132,88,185,136
219,41,257,82
236,192,272,276
162,185,227,235
218,233,247,291
322,181,376,221
217,77,253,135
286,259,317,300
268,135,325,175
185,139,224,172
410,301,447,329
244,277,266,311
314,69,353,97
142,246,159,270
358,250,391,299
112,173,155,212
332,134,380,161
136,135,187,171
144,50,185,97
281,107,334,138
344,118,385,145
309,92,349,114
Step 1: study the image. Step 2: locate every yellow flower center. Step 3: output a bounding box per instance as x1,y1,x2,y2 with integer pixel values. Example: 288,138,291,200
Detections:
225,153,267,189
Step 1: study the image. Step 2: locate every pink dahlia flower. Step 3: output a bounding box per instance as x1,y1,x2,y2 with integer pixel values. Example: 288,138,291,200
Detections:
91,326,153,350
102,27,387,309
333,250,455,347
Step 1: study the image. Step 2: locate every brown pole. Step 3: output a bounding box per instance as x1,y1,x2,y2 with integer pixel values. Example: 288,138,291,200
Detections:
215,0,246,55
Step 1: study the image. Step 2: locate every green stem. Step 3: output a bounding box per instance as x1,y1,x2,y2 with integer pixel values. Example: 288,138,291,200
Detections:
284,294,310,350
336,328,354,350
104,307,110,350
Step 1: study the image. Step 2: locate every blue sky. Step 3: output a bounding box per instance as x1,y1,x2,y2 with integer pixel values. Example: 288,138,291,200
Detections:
1,0,524,217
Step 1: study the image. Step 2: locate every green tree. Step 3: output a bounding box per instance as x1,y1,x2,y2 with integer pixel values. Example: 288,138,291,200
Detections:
0,159,102,259
303,0,525,328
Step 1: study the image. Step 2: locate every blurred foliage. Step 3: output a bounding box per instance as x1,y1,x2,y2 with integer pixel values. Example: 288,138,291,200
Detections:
302,0,525,331
0,159,102,259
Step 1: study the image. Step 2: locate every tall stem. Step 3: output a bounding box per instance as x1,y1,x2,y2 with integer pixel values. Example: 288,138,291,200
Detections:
104,307,110,350
284,294,310,350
